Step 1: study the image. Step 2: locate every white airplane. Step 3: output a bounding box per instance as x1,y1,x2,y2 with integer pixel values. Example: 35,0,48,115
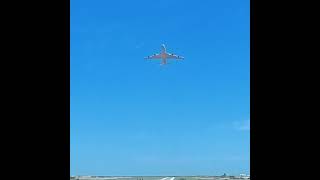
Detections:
144,44,184,65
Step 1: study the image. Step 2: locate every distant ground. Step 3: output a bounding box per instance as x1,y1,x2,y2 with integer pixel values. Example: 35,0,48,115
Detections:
70,176,249,180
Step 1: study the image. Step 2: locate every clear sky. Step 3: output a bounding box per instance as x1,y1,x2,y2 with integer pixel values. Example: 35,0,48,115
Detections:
71,0,250,176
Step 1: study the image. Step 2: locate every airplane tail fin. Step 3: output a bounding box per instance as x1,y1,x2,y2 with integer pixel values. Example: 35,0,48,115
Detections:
160,62,170,66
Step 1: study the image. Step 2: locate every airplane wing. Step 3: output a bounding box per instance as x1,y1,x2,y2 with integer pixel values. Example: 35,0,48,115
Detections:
166,53,184,59
144,54,161,59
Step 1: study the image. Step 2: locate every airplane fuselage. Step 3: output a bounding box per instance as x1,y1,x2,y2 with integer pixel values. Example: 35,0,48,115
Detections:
160,44,167,65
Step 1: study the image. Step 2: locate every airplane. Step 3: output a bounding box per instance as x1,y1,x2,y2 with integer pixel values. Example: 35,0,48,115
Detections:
239,174,250,179
144,44,184,65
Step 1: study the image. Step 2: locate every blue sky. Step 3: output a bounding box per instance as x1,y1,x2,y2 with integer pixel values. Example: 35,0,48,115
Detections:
71,0,250,176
